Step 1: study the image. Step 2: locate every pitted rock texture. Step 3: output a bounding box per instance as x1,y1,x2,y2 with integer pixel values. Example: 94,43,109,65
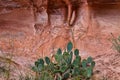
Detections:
0,0,120,79
94,53,120,80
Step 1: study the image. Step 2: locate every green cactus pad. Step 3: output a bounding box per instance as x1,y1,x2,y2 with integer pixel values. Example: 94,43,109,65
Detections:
86,67,92,78
57,48,62,54
74,49,79,56
38,58,44,65
45,57,50,65
82,59,87,68
91,61,95,68
38,64,44,71
67,42,73,52
63,73,69,79
87,56,93,63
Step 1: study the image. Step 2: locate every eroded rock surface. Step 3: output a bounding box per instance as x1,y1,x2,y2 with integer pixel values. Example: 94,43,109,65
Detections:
0,0,120,79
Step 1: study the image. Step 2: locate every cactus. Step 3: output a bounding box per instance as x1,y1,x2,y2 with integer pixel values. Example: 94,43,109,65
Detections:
87,56,93,63
63,72,70,80
63,52,72,65
72,56,81,67
45,57,50,65
32,42,95,80
67,41,73,52
57,48,62,54
91,61,95,68
111,34,120,53
32,58,45,73
74,49,79,56
82,59,87,68
86,67,92,78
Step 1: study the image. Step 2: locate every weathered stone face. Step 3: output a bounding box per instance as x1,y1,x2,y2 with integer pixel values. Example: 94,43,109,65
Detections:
0,0,120,60
0,0,120,79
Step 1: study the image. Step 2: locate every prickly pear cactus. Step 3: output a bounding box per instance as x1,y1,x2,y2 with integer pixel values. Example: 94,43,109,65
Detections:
32,41,95,80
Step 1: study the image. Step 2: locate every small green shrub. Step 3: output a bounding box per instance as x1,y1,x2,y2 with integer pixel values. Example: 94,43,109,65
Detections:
111,34,120,53
19,73,35,80
0,55,19,80
32,42,95,80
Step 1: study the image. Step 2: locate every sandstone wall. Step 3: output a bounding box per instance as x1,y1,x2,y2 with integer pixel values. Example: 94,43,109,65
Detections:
0,0,120,66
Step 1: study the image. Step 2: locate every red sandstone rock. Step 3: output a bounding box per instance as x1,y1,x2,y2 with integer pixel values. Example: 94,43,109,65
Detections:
0,0,120,79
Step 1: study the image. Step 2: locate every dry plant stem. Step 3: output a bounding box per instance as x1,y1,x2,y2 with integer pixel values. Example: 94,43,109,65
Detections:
70,28,76,49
